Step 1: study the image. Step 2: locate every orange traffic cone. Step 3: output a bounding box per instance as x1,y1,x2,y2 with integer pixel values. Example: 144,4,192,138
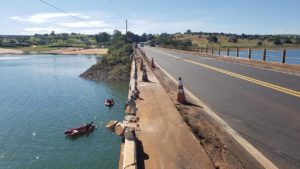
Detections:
142,66,149,82
140,59,144,71
151,58,156,69
177,77,186,103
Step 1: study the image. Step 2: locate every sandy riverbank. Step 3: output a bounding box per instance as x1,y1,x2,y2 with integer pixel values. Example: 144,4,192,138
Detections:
0,47,108,55
0,48,23,54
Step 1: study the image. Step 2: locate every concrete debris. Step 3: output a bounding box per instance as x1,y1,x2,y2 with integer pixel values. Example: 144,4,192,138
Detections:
125,115,139,122
115,123,125,136
105,120,118,131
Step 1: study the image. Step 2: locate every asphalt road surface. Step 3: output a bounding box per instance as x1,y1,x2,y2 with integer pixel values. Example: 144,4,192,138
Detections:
142,46,300,169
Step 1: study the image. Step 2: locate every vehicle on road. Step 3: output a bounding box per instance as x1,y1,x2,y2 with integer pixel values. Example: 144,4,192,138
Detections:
139,42,144,47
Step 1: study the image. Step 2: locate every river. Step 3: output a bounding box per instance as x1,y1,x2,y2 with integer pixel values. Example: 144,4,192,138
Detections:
219,48,300,64
0,54,128,169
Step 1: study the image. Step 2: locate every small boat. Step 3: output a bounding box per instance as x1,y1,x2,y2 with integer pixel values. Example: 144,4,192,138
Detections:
105,99,114,107
64,122,96,136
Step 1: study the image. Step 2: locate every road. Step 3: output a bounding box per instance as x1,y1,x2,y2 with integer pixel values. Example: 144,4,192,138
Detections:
142,46,300,169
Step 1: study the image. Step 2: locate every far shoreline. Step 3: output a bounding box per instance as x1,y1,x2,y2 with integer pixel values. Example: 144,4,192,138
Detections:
0,47,108,55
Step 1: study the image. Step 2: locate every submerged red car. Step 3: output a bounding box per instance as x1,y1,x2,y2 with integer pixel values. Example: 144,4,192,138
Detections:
64,122,96,136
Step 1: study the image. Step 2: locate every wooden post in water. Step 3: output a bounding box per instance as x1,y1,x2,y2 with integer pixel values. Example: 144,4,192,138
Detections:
248,48,252,59
227,48,229,56
263,49,267,61
236,48,239,57
282,49,286,63
218,48,221,55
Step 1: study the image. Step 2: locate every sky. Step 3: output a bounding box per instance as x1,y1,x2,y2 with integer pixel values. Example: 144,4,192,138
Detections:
0,0,299,35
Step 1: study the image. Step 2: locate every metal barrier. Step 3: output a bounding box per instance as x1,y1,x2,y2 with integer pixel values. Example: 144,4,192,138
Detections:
164,45,300,65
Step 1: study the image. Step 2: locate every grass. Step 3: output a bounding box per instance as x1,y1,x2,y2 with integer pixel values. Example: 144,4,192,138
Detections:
12,45,60,52
175,34,300,49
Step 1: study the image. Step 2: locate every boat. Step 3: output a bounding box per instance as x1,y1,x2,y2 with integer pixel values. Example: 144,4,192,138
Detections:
64,122,96,136
105,99,114,107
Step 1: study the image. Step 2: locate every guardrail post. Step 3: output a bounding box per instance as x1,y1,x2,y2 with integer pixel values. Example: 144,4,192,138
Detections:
196,47,199,52
227,48,229,56
248,48,251,59
282,49,286,64
218,48,221,55
201,47,203,53
263,49,266,61
236,48,239,57
205,47,208,53
211,48,214,54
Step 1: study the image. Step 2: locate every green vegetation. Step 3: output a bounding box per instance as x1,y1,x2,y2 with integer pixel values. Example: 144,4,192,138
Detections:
93,31,132,75
80,30,134,81
14,45,60,52
151,30,300,49
0,32,108,49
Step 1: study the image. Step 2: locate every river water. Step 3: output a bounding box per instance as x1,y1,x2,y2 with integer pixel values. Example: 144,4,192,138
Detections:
0,54,128,169
219,48,300,64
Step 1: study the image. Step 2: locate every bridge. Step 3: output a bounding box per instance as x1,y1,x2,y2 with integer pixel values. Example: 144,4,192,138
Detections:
140,46,300,169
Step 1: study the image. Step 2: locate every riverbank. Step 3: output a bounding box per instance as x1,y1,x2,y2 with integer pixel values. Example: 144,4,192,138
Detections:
79,42,132,81
0,47,107,55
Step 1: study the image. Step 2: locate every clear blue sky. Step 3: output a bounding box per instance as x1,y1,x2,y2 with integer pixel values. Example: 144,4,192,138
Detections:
0,0,299,35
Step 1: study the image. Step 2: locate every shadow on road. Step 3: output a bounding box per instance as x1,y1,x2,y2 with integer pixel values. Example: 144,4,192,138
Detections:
136,138,149,169
176,101,203,108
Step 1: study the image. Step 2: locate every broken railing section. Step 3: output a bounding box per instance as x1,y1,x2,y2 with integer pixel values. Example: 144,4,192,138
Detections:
106,50,140,169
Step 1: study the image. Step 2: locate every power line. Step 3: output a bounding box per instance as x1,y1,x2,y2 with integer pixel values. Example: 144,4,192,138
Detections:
106,0,123,20
93,0,127,32
39,0,97,28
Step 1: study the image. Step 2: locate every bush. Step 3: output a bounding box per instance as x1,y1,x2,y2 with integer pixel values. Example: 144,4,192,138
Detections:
273,38,282,45
228,36,238,43
257,41,263,46
207,35,218,43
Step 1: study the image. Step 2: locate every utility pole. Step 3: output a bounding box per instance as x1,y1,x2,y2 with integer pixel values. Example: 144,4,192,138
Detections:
125,19,128,42
126,19,128,34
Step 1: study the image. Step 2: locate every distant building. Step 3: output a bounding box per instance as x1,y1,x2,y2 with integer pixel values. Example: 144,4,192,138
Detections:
292,37,300,44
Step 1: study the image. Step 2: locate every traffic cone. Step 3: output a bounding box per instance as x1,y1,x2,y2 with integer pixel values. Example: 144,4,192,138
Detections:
151,58,156,69
142,66,149,82
177,77,186,103
140,59,144,71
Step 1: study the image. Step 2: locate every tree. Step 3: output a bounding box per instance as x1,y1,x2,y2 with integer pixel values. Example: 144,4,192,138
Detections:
228,36,238,43
208,35,218,43
293,37,300,44
273,38,282,45
140,33,147,42
185,29,192,34
126,31,140,42
95,32,110,44
29,37,38,45
257,41,262,46
113,30,122,38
